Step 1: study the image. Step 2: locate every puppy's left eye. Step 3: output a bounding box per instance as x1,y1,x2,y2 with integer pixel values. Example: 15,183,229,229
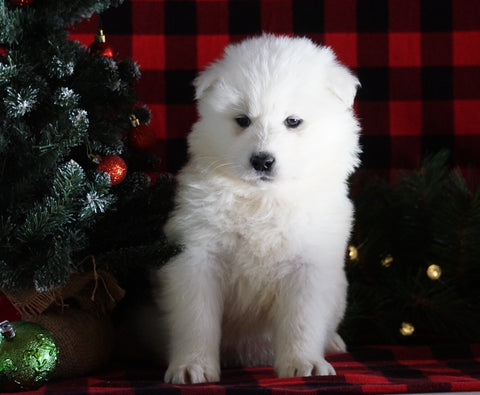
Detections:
284,116,303,129
235,115,251,128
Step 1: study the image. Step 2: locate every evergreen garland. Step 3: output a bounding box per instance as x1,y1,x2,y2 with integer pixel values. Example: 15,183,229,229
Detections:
343,151,480,344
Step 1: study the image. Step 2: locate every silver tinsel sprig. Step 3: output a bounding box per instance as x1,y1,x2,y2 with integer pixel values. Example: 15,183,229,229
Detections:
89,137,124,156
48,56,75,79
69,109,89,131
0,62,18,85
4,86,39,118
55,87,79,108
82,191,109,215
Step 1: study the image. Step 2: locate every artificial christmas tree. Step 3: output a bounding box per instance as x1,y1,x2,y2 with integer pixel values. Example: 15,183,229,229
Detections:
0,0,176,389
0,0,138,292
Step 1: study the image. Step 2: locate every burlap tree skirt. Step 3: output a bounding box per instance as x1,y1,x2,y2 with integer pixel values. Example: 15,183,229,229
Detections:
2,268,125,379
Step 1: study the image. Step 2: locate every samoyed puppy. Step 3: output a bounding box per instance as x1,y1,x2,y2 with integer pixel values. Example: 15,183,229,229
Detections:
156,35,361,384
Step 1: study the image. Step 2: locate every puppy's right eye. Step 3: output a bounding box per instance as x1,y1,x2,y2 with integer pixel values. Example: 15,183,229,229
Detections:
235,115,251,128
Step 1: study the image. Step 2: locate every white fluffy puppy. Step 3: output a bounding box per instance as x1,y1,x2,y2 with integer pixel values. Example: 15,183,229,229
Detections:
157,35,361,384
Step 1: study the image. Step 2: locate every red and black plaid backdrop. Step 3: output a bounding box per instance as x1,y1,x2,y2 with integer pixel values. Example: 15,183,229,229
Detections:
70,0,480,179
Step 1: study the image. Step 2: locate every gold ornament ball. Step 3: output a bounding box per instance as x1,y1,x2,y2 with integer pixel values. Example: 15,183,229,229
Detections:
399,322,415,336
427,264,442,280
348,245,359,262
381,254,393,268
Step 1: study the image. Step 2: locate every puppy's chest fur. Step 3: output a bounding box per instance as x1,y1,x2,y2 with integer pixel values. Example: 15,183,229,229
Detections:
209,184,303,262
215,191,301,322
178,176,311,308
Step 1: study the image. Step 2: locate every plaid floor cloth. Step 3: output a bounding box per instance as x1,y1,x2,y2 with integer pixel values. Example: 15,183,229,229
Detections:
16,344,480,394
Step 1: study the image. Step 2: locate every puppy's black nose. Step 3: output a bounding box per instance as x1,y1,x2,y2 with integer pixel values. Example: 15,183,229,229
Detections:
250,152,275,173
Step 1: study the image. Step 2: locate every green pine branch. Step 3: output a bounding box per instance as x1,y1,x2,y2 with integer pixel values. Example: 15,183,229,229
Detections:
343,152,480,344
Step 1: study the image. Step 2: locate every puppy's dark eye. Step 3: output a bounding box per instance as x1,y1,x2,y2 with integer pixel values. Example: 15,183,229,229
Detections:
285,116,303,129
235,115,251,128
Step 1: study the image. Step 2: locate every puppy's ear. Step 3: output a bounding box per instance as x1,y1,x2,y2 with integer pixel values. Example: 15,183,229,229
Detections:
326,62,360,108
193,64,219,101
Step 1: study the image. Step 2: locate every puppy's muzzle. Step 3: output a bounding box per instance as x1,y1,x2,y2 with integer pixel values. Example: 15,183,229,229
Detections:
250,152,276,174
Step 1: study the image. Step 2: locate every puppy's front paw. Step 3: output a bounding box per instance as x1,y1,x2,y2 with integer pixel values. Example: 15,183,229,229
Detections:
326,332,347,354
164,360,220,384
275,357,336,378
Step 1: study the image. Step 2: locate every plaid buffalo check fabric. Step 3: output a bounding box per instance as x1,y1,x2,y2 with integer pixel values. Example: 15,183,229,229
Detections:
20,344,480,394
68,0,480,179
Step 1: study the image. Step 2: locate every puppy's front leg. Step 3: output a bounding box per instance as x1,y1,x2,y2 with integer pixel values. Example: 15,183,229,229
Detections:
159,249,223,384
273,267,342,378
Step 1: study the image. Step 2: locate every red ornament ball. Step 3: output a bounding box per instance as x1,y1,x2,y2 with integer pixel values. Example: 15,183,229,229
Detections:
9,0,34,5
89,29,113,58
128,123,157,152
89,42,113,58
97,155,127,185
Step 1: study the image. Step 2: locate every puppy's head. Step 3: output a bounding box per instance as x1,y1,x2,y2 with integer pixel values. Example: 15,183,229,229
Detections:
188,35,361,187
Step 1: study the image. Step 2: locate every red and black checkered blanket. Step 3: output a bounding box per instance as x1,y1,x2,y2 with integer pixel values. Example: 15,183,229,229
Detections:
44,2,480,393
19,344,480,394
69,0,480,179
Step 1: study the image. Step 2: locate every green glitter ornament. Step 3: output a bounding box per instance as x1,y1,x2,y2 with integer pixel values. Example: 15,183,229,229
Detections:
0,320,59,392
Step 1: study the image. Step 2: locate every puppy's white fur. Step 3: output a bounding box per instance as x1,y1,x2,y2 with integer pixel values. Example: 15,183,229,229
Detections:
156,35,361,384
